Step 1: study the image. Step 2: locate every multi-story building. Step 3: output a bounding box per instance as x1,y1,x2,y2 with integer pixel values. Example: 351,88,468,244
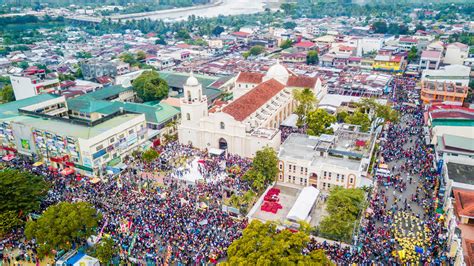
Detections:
420,80,469,104
81,60,126,81
419,50,442,70
422,65,471,87
444,42,469,65
10,67,60,100
0,94,147,176
372,52,406,72
440,156,474,266
398,37,419,51
277,127,376,190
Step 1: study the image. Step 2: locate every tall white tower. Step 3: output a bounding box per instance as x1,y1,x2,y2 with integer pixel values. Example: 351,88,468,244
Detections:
178,73,208,147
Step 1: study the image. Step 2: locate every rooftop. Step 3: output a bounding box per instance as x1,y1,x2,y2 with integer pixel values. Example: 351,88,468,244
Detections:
0,94,60,119
13,113,143,140
454,189,474,218
447,162,474,186
223,79,286,122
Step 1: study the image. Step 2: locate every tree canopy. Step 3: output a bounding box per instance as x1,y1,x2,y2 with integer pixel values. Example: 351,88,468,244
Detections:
25,202,101,258
0,169,49,236
318,187,365,242
293,88,317,127
0,85,15,103
344,110,371,132
279,39,293,49
95,237,118,264
243,147,279,192
306,50,319,65
224,220,332,265
357,98,399,128
407,46,418,62
142,148,160,163
306,109,336,136
132,70,169,102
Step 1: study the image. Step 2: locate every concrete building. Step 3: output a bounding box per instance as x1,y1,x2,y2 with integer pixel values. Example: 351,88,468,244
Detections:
0,94,147,176
422,65,471,87
81,60,126,80
277,127,376,190
10,67,60,100
444,42,469,65
420,50,442,70
441,156,474,266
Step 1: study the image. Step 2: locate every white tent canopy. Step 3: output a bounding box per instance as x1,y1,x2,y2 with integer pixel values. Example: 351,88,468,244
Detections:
286,186,320,222
209,148,225,156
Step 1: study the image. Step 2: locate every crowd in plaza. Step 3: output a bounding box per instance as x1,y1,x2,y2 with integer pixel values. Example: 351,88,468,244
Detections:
2,142,253,265
1,76,450,265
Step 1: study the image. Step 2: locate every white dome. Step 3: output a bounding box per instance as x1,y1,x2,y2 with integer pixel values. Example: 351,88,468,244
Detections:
186,73,199,86
265,61,289,84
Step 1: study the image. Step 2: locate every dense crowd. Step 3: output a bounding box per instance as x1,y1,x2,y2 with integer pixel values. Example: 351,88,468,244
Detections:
1,75,450,265
2,142,253,265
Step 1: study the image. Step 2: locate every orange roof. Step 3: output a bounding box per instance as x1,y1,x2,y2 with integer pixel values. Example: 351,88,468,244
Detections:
287,75,317,88
223,79,285,121
236,72,264,84
161,97,181,108
454,189,474,218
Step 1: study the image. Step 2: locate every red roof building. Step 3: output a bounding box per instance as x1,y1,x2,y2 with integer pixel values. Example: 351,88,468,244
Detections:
235,72,265,84
223,79,285,121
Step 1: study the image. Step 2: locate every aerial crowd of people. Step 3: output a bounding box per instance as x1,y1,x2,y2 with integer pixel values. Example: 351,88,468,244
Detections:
1,76,450,265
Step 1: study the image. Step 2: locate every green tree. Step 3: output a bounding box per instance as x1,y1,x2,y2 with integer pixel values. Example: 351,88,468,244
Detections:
279,39,293,49
280,3,296,16
293,88,317,126
336,111,349,123
95,237,118,264
176,29,191,39
357,98,399,128
0,170,48,237
0,84,15,102
344,110,371,132
283,21,297,30
318,186,365,242
224,220,332,265
372,21,388,33
142,148,160,163
136,50,146,61
132,70,169,102
306,50,319,65
252,146,279,184
119,52,137,65
212,25,225,36
248,45,265,56
407,46,418,62
306,109,336,136
25,202,101,258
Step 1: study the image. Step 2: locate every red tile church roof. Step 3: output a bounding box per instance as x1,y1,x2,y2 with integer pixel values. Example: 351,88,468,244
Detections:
223,79,285,121
236,72,265,84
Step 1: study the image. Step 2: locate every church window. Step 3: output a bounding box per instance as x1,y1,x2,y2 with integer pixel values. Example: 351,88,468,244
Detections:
186,113,191,120
220,122,225,130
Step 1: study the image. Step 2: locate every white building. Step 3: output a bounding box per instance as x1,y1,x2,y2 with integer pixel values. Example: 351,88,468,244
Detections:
10,73,60,100
420,50,442,70
444,42,469,65
178,62,325,158
422,64,471,87
278,128,376,190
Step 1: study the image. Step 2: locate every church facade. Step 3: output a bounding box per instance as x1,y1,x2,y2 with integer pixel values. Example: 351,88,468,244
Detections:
178,62,326,158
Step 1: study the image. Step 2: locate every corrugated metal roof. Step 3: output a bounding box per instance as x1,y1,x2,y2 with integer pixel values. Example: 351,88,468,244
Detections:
0,94,59,119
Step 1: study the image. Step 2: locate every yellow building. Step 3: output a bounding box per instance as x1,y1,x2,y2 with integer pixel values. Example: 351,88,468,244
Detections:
372,54,406,72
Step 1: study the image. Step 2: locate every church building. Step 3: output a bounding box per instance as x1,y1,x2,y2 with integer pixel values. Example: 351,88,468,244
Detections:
178,62,326,158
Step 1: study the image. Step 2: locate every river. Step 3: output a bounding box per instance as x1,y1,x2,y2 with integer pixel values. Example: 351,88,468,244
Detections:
111,0,268,22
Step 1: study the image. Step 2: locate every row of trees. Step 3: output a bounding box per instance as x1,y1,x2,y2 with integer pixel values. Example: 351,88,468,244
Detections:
292,88,399,136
